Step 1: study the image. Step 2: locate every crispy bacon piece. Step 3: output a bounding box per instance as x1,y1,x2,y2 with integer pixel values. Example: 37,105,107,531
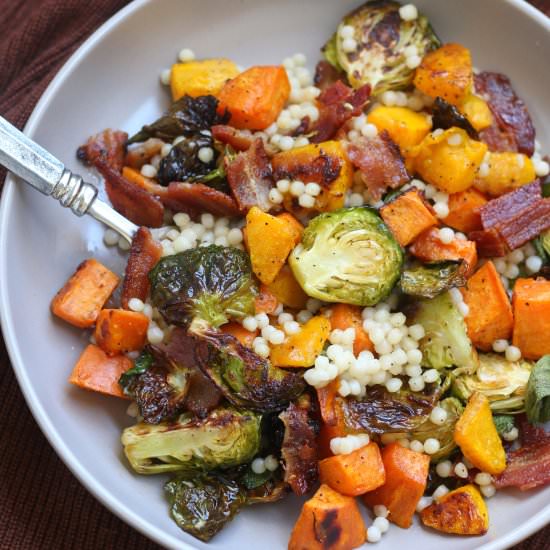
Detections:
163,182,240,218
96,163,165,227
310,81,371,143
347,131,410,200
77,129,128,173
125,138,164,169
478,124,518,155
499,198,550,250
495,439,550,491
225,138,273,212
474,72,535,156
314,60,346,91
468,229,508,257
211,125,254,152
279,395,319,496
121,227,162,309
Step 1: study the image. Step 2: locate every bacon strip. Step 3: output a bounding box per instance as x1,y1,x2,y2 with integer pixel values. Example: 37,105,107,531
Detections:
474,72,535,156
224,138,273,213
97,163,165,227
499,199,550,250
164,182,240,218
121,227,162,309
347,131,410,200
314,60,346,91
77,129,128,173
310,81,371,143
468,229,508,258
211,125,254,152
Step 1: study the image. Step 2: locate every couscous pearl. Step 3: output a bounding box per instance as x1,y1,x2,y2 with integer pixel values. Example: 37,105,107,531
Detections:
366,526,382,543
433,202,450,218
438,227,455,244
264,455,279,472
480,484,496,498
227,228,244,246
269,188,284,204
243,316,258,332
251,457,266,474
447,133,463,146
103,228,120,246
509,249,524,264
406,348,423,364
409,440,424,453
147,326,164,344
405,365,422,378
399,3,418,21
160,68,171,85
118,237,131,251
397,438,410,448
339,24,355,39
299,194,316,208
534,160,550,177
436,460,453,478
423,368,439,384
361,123,378,138
178,48,195,62
526,255,543,273
457,302,470,317
297,310,313,323
492,339,509,353
373,517,389,534
141,164,157,178
279,136,294,151
432,484,449,500
454,462,469,478
279,312,294,324
424,438,441,455
284,321,301,335
409,323,425,341
214,236,228,247
305,182,321,196
254,343,270,358
430,406,448,426
505,345,522,362
381,91,397,107
502,427,519,441
409,376,425,392
416,496,433,512
387,328,403,345
142,304,153,318
197,147,214,164
255,313,269,328
341,37,358,53
201,213,215,229
373,505,389,518
504,264,520,279
386,377,403,393
405,55,422,69
290,180,305,196
475,473,493,486
404,45,418,57
395,91,408,107
128,298,145,312
407,95,424,111
276,179,290,193
161,142,172,157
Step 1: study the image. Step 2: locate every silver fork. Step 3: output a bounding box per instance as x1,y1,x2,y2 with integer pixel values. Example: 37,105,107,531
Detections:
0,115,138,243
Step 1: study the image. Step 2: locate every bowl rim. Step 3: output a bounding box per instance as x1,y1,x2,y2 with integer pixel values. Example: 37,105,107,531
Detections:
1,1,549,548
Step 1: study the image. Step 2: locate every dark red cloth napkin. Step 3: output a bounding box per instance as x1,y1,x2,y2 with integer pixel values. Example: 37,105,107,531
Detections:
0,1,549,548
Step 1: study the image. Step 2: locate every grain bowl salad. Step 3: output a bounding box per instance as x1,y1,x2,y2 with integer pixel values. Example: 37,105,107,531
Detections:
50,0,550,546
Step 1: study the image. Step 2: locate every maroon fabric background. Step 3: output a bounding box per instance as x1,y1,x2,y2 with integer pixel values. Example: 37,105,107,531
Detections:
0,1,549,548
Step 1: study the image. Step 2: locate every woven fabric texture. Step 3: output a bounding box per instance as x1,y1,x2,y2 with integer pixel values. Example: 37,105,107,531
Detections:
0,1,549,548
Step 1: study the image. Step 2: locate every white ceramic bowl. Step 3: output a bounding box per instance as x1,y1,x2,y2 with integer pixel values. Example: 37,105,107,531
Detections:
1,1,549,548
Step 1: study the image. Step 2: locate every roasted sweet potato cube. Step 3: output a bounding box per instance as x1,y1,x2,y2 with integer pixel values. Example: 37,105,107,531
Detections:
288,484,366,550
512,278,550,359
329,304,373,355
443,188,488,233
94,309,149,354
421,484,489,535
266,265,308,310
380,189,438,246
51,259,119,328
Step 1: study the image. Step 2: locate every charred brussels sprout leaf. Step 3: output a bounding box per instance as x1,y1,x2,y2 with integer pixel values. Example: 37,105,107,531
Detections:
452,353,533,413
408,291,478,372
409,397,463,461
399,261,466,299
119,346,191,424
321,33,342,71
121,407,261,474
432,97,479,140
326,0,440,95
195,331,305,411
165,473,246,542
525,355,550,423
493,414,516,437
289,207,403,306
149,245,257,332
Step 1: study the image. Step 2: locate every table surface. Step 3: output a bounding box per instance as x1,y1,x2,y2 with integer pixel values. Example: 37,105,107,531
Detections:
1,1,549,548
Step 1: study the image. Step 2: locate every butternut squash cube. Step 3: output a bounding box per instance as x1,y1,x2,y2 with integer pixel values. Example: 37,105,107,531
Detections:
266,265,308,310
459,94,493,131
443,188,488,233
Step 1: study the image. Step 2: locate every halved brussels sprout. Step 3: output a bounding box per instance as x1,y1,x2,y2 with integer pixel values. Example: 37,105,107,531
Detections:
325,0,441,95
452,353,533,413
121,407,261,474
408,291,478,372
289,207,403,306
399,261,466,299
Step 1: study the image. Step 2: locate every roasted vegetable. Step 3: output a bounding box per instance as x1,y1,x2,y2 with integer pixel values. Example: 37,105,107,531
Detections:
51,259,119,329
525,355,550,424
165,472,245,541
325,0,440,95
329,304,374,356
288,484,366,550
94,309,149,354
431,96,478,139
149,245,256,332
413,43,473,105
266,266,309,310
408,291,478,372
454,392,507,475
452,353,532,413
69,344,131,398
289,208,403,306
121,407,261,474
443,188,488,233
399,261,466,299
363,443,430,528
512,278,550,360
459,93,493,132
195,331,305,411
420,484,489,536
493,414,516,437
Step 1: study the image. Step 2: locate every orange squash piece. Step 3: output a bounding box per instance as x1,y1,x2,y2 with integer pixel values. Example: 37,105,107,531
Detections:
380,189,438,246
266,265,308,310
512,278,550,359
443,188,488,233
277,212,304,245
421,484,489,535
221,322,258,347
254,285,279,315
51,259,120,328
270,316,331,367
94,309,149,354
69,344,132,398
454,392,506,475
363,443,430,528
288,484,366,550
319,442,385,497
121,166,156,191
461,261,513,351
217,65,290,130
329,304,374,355
409,227,478,276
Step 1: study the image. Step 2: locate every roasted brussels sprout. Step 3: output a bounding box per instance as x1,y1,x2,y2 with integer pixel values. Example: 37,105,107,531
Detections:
289,207,403,306
324,0,441,95
409,397,463,461
119,347,191,424
431,97,479,140
195,331,305,411
452,353,533,413
493,414,516,437
525,355,550,423
399,261,466,299
408,291,478,372
149,245,257,332
121,407,261,474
